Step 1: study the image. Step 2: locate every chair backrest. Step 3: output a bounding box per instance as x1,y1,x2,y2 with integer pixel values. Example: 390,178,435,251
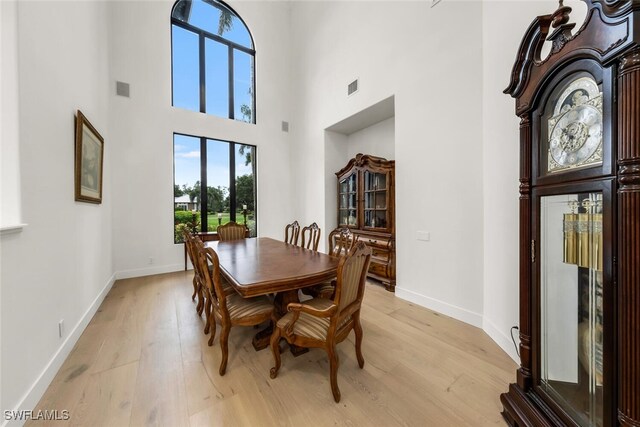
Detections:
301,222,321,251
328,227,359,257
196,245,229,318
217,221,247,241
183,228,197,268
284,221,300,245
190,235,207,289
333,241,372,313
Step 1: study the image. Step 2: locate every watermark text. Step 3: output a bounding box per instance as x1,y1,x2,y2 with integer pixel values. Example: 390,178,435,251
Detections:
4,410,70,421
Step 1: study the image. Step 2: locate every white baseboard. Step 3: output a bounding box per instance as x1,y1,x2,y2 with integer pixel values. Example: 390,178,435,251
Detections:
483,317,520,364
2,273,116,427
115,263,184,280
395,286,483,328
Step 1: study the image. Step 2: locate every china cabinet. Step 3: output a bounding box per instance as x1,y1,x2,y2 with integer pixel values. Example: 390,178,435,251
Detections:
335,153,395,291
501,1,639,426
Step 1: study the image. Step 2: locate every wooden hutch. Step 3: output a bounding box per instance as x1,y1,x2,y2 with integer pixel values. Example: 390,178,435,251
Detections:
335,153,395,291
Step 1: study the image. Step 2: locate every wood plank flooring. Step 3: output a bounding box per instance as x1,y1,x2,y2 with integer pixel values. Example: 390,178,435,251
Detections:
27,271,516,426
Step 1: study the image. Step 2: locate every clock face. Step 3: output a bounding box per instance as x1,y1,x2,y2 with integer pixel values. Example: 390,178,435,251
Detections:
546,76,603,174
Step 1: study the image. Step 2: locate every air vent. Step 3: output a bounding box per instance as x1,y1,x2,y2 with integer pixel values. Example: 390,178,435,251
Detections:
282,121,289,132
348,79,359,96
116,81,130,97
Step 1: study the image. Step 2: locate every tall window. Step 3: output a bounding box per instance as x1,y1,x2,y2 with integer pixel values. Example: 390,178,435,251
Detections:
173,133,257,242
171,0,255,123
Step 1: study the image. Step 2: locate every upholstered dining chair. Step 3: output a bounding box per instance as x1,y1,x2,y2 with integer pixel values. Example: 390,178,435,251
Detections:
301,222,321,251
197,245,274,375
191,236,235,335
307,227,360,299
217,221,247,241
284,221,300,245
269,241,372,402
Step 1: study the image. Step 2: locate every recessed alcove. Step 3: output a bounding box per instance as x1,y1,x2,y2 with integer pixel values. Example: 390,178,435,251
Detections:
323,95,395,246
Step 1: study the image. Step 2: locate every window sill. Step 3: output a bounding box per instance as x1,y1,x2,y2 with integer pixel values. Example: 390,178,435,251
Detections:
0,223,28,236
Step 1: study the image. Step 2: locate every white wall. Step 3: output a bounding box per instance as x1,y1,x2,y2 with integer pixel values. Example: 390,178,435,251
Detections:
323,131,349,249
0,0,22,231
108,0,294,278
481,0,589,361
0,0,113,421
290,1,486,326
346,117,395,161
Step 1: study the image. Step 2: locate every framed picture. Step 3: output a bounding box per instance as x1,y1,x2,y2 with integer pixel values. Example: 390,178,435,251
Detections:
74,110,104,204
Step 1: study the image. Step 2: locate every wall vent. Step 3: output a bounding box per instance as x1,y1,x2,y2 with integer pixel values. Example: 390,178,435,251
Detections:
116,81,130,97
281,121,289,132
348,79,359,96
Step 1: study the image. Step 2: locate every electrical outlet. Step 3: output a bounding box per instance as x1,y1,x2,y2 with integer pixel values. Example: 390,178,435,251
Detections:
148,257,154,265
417,231,430,241
58,320,64,338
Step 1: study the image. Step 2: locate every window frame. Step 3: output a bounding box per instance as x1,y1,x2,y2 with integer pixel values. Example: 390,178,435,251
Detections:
170,0,257,123
173,131,258,240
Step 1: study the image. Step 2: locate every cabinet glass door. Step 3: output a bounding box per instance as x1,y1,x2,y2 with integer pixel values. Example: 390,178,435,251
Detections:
338,172,358,227
540,192,604,427
363,171,388,229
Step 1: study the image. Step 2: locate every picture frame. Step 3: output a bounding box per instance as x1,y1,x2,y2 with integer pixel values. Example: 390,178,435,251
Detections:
74,110,104,204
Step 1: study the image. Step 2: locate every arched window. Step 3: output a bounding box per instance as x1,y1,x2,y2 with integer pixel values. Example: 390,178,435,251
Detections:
171,0,255,123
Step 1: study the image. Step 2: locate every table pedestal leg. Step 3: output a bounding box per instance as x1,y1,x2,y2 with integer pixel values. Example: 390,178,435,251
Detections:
251,289,309,356
252,324,272,351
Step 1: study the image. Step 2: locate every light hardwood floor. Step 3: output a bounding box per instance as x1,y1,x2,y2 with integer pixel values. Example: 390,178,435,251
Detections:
28,271,516,426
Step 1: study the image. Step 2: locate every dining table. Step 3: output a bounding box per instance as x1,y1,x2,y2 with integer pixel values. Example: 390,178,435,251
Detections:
206,237,340,354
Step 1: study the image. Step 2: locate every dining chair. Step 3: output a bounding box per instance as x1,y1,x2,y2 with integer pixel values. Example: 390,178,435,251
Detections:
284,221,300,245
183,229,205,314
217,221,247,241
329,227,359,257
307,227,360,299
301,222,321,251
269,241,372,402
197,245,274,375
191,236,235,335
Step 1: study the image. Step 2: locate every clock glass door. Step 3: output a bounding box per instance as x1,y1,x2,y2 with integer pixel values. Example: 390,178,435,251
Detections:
338,172,358,227
539,192,604,427
542,73,603,176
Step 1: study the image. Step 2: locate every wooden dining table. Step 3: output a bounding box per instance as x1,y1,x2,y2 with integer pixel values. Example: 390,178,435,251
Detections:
206,237,339,353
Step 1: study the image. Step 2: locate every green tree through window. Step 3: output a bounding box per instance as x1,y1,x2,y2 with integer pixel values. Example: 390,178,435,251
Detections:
174,134,256,243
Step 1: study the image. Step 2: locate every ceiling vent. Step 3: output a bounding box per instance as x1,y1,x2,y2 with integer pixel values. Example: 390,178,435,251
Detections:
348,79,359,96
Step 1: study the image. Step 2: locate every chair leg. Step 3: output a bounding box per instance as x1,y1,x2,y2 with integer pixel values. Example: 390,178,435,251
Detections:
219,323,231,376
196,285,204,316
269,327,282,379
327,342,341,403
353,312,365,369
203,295,211,334
208,311,216,346
191,276,197,301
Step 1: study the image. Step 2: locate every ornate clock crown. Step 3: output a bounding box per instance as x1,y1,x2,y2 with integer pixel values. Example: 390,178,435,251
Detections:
547,0,575,54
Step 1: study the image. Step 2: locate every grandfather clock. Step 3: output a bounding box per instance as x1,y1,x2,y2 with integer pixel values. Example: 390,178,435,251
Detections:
501,1,640,426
